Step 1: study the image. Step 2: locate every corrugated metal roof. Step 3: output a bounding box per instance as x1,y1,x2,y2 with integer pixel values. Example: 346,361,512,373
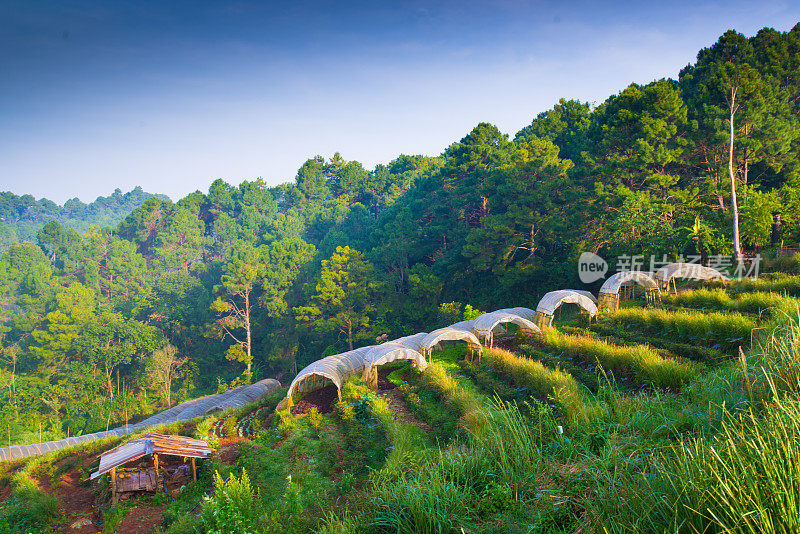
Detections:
91,433,213,480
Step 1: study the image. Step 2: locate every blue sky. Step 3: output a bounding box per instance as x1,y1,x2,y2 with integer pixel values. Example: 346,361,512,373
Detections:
2,0,799,204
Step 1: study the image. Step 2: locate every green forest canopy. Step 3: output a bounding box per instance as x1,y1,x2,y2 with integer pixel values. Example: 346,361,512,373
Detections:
0,186,168,250
1,25,799,445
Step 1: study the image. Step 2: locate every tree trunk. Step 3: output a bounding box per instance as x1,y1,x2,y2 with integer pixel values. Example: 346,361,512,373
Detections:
347,323,354,352
245,289,252,384
728,87,743,263
105,365,114,403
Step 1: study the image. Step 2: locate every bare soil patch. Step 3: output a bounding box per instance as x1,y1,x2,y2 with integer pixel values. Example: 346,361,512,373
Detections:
36,464,99,534
217,437,244,464
377,367,397,391
116,505,164,534
291,384,338,415
53,469,98,533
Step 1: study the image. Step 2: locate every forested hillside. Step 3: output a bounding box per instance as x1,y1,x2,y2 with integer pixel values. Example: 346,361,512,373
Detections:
1,25,799,446
0,187,168,250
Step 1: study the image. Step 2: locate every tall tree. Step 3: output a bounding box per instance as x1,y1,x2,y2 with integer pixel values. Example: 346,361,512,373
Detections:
681,30,776,260
295,246,379,351
147,343,186,407
211,240,265,382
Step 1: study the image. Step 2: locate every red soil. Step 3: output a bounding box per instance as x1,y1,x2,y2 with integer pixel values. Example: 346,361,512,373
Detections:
116,505,164,534
217,437,244,464
36,460,99,534
377,367,397,391
291,383,338,415
53,470,98,533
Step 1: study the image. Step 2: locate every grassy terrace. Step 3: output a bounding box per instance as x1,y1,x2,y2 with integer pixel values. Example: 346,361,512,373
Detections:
601,306,758,354
5,277,800,533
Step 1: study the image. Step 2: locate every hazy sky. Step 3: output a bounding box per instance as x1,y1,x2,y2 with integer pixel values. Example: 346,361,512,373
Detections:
2,0,799,204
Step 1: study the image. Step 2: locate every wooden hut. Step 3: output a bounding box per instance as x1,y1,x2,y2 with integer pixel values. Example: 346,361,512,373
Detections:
90,433,213,503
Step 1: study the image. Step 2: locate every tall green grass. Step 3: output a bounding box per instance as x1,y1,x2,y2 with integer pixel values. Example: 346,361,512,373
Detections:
592,306,800,533
412,360,488,434
604,307,757,353
664,288,798,317
0,458,59,534
481,347,599,428
598,395,800,534
367,397,558,533
541,331,701,390
720,272,800,297
586,323,723,363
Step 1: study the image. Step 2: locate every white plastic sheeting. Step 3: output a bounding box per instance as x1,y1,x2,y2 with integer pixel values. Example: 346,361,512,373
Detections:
566,290,597,304
364,344,428,370
536,290,598,317
420,327,481,354
449,319,476,332
654,262,726,283
286,346,375,400
0,378,281,462
495,307,537,321
386,332,429,352
472,311,541,343
599,271,660,295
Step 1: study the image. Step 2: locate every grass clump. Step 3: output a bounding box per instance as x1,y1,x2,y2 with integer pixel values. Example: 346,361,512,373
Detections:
599,395,800,534
0,459,59,534
367,398,557,533
722,272,800,297
604,307,757,354
586,323,723,363
481,347,598,429
540,331,701,390
664,288,797,317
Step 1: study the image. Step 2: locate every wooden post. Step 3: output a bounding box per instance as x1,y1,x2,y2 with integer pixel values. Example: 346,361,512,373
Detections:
153,453,160,493
111,468,117,504
191,458,197,482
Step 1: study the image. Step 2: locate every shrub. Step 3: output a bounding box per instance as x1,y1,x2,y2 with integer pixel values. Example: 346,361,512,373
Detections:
202,469,261,534
0,460,59,534
316,510,362,534
222,416,238,438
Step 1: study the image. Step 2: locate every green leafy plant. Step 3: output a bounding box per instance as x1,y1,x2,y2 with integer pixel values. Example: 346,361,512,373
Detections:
202,469,261,534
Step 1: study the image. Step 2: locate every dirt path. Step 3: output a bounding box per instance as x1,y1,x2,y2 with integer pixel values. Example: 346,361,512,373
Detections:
52,469,98,534
380,389,432,433
116,505,164,534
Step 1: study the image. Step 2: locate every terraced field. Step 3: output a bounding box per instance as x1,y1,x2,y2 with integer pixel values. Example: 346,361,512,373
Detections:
3,277,800,533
